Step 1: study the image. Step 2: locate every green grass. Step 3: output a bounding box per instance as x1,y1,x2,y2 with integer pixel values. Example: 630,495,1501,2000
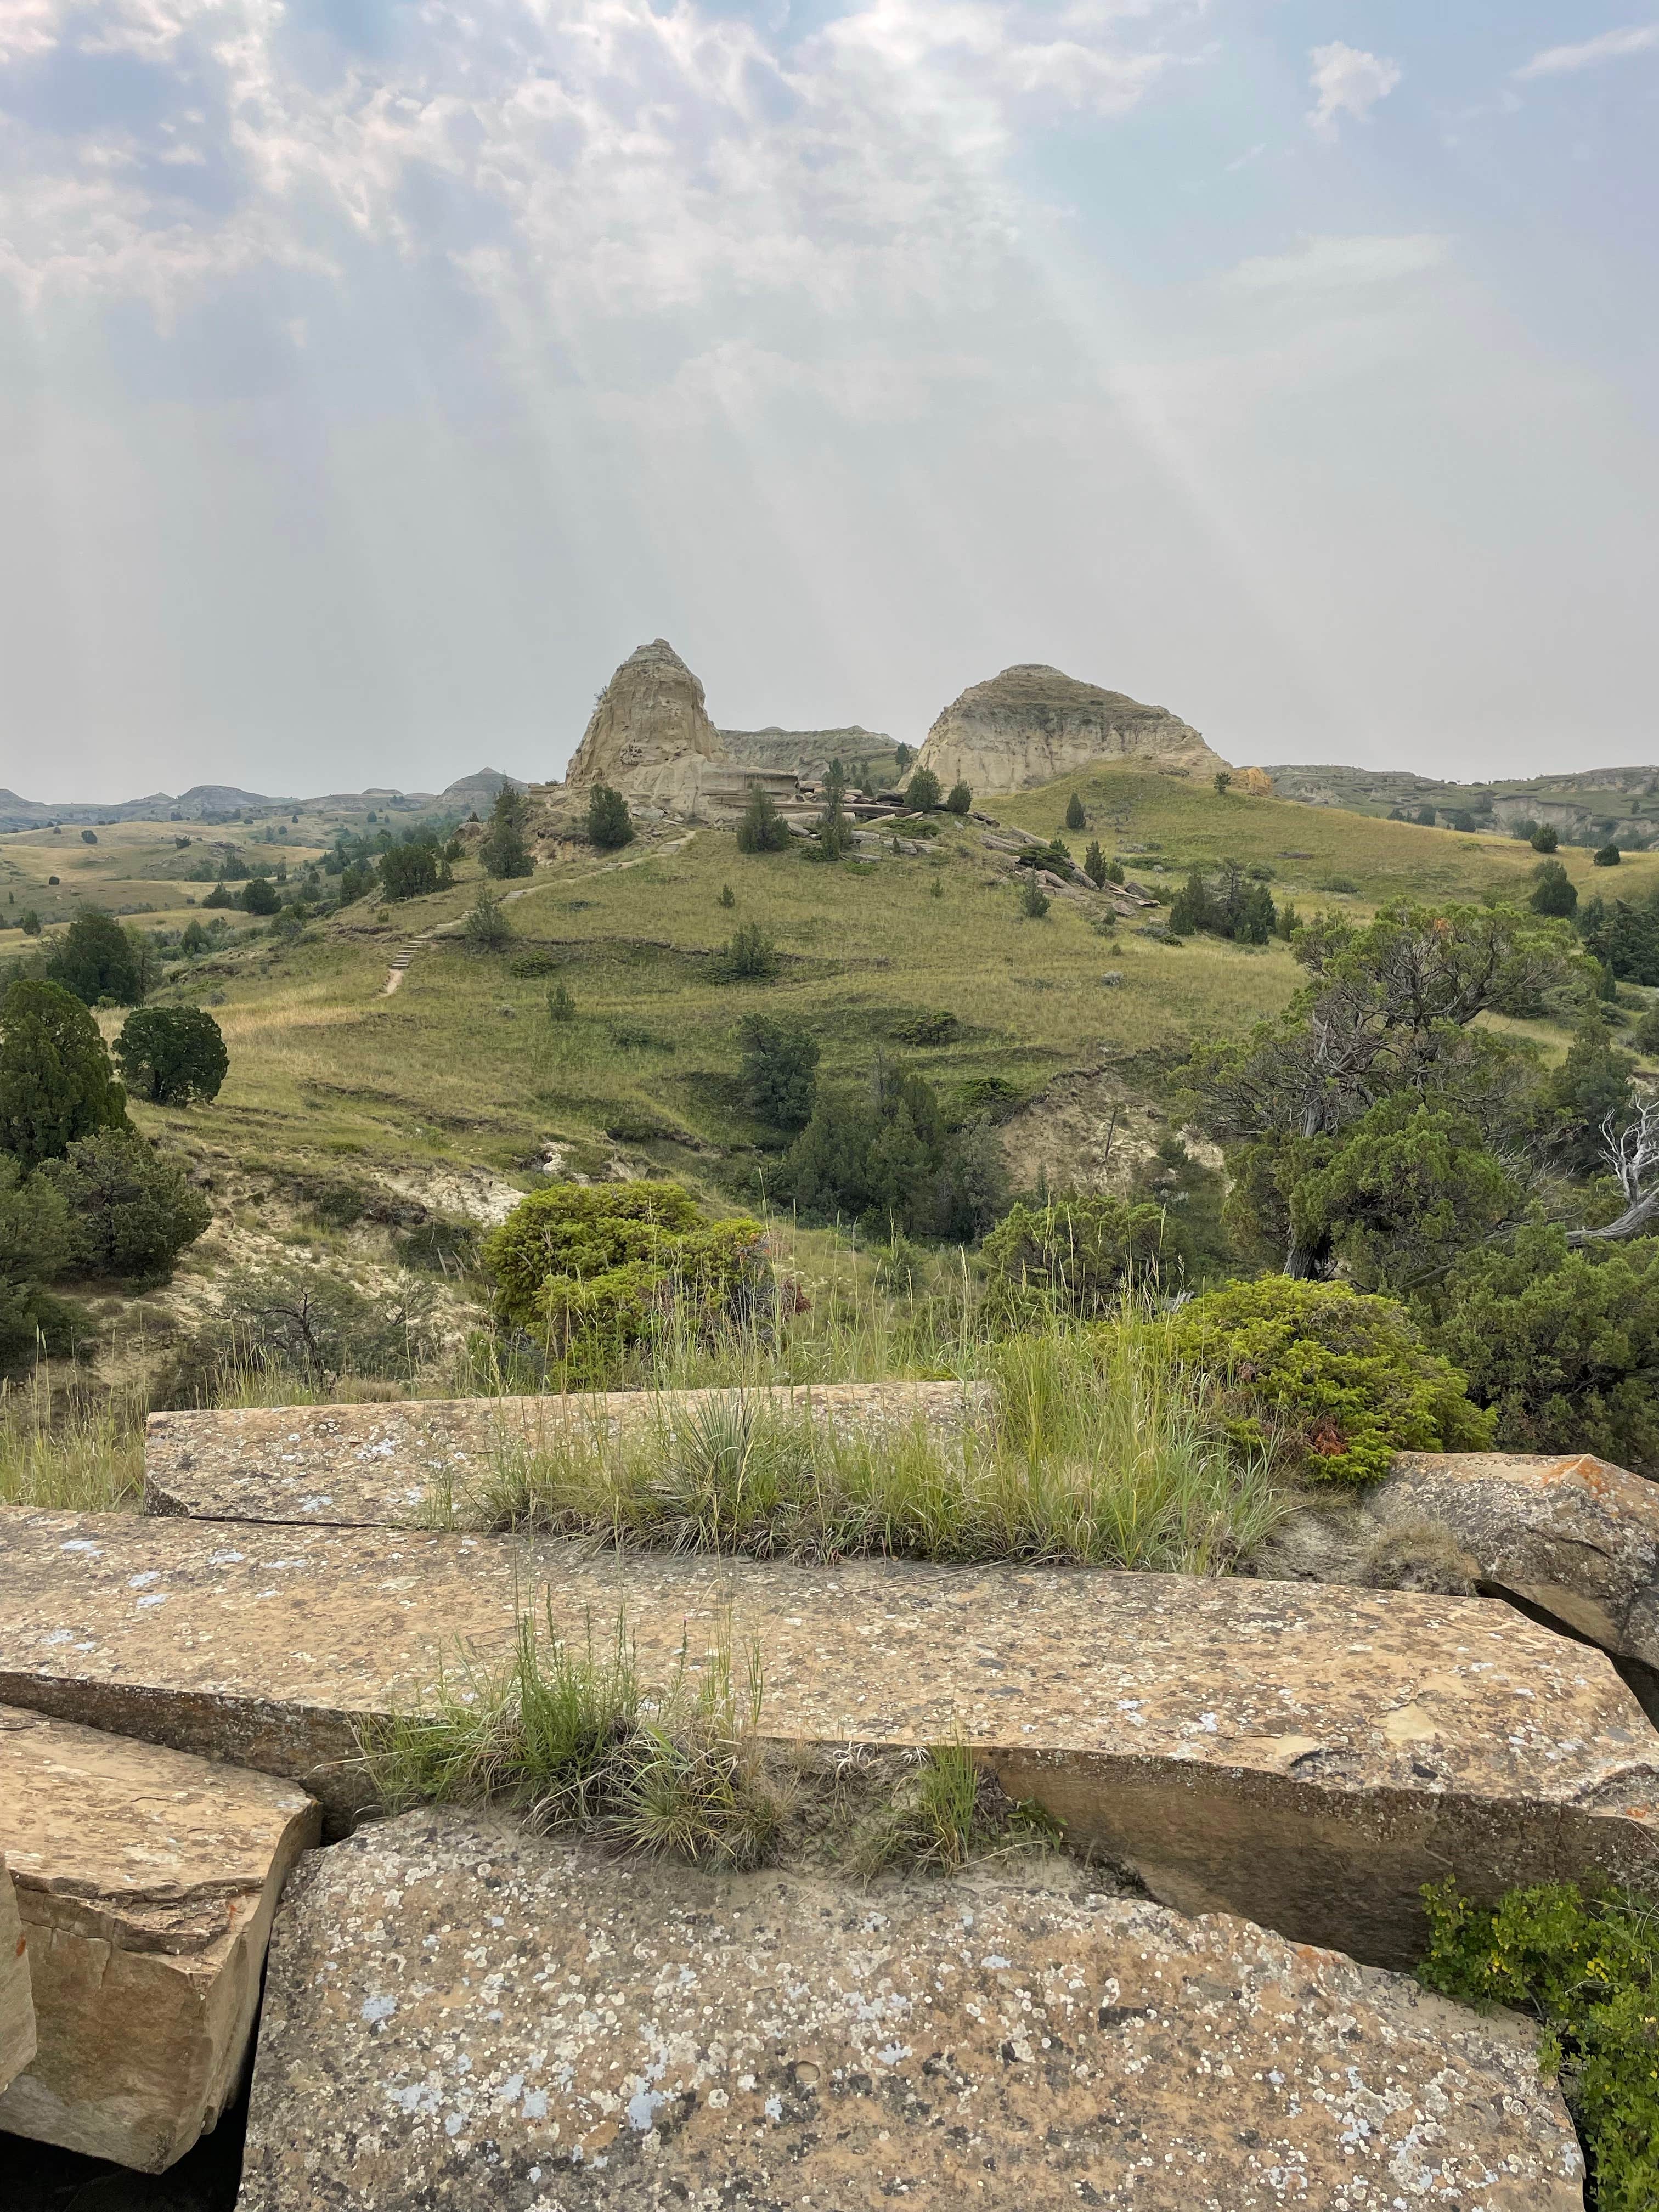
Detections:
458,1322,1287,1574
0,1363,145,1510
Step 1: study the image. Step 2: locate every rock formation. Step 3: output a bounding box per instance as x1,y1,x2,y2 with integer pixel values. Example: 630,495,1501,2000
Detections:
917,664,1228,795
563,639,726,812
0,1704,319,2169
718,724,895,783
0,1854,35,2097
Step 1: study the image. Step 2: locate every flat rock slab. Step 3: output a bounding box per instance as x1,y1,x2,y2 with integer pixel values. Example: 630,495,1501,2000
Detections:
239,1808,1585,2212
1,1852,36,2096
144,1385,989,1528
0,1704,320,2171
1262,1451,1659,1677
3,1512,1657,1966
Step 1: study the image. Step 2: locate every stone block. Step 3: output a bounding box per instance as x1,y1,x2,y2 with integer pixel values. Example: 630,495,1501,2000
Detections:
0,1851,36,2095
0,1704,320,2170
238,1808,1585,2212
1,1510,1655,1965
144,1384,989,1528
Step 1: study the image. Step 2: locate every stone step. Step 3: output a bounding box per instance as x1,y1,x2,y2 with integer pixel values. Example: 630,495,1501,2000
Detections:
238,1807,1585,2212
0,1703,319,2171
0,1853,36,2098
143,1383,990,1528
2,1509,1655,1967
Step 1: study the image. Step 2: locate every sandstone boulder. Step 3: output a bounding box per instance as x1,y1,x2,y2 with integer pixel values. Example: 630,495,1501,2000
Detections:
564,640,726,814
917,664,1228,795
1258,1450,1659,1685
239,1807,1584,2212
0,1705,320,2170
1,1852,36,2096
144,1384,990,1528
2,1511,1655,1963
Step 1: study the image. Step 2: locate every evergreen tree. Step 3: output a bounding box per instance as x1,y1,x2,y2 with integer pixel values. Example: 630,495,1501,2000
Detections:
481,785,536,876
905,767,943,812
736,785,792,853
46,908,143,1006
1064,792,1086,831
1530,822,1560,853
738,1014,820,1131
1083,840,1108,888
584,784,634,853
945,781,972,815
1529,859,1577,917
114,1007,228,1105
0,979,129,1170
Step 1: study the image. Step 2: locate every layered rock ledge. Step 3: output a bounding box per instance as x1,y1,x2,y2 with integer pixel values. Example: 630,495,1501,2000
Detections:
0,1703,319,2170
0,1851,36,2098
917,664,1228,795
238,1808,1585,2212
2,1511,1654,1965
144,1385,989,1529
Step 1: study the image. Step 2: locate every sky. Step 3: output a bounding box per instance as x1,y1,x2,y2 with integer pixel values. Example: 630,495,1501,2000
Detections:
1,2,1656,801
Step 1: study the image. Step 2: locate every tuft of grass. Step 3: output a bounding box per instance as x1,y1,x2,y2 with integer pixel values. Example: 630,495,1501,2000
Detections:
360,1604,785,1867
845,1743,1063,1876
0,1363,145,1511
466,1321,1287,1573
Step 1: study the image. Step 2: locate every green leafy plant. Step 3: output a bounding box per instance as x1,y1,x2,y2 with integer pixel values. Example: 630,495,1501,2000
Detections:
45,908,144,1006
1531,859,1578,917
462,885,515,953
1083,840,1108,888
113,1006,227,1105
905,766,943,812
1163,1276,1493,1483
545,981,576,1023
735,786,792,853
241,877,280,916
480,785,535,878
586,783,635,852
1594,843,1622,868
1018,876,1049,919
945,781,972,815
1064,792,1086,831
981,1195,1168,1321
0,979,129,1170
1531,822,1560,853
40,1128,211,1283
737,1013,820,1131
715,922,778,980
484,1183,775,1376
1418,1878,1658,2212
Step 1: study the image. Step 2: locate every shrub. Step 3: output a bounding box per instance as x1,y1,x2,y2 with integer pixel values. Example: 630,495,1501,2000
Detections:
905,766,943,812
40,1129,211,1282
802,798,854,862
81,828,97,844
981,1195,1167,1320
1436,1226,1659,1475
1213,771,1232,797
484,1183,773,1375
201,882,234,910
735,786,792,853
546,983,576,1023
1595,843,1622,867
462,887,515,953
1169,863,1276,944
480,786,535,878
380,839,450,899
1064,792,1086,831
160,1263,442,1396
507,948,561,978
1418,1878,1658,2212
737,1014,820,1131
715,923,778,980
1530,859,1578,917
0,979,129,1170
241,877,280,916
779,1060,1006,1243
0,1158,75,1368
394,1218,481,1276
1018,877,1049,920
19,910,41,936
1531,823,1560,853
1163,1276,1493,1483
113,1006,227,1105
586,784,635,851
1083,840,1108,888
718,884,736,909
46,909,143,1006
945,781,972,815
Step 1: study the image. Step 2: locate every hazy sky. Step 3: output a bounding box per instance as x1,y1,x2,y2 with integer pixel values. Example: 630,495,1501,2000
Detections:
2,2,1656,801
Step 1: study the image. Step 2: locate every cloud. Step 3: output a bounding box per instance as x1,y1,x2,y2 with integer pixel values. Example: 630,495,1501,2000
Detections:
1514,24,1658,80
1306,42,1402,138
1224,234,1450,292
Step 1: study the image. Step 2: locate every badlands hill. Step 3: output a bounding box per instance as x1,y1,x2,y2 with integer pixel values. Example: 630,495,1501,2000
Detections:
917,664,1227,796
563,639,725,812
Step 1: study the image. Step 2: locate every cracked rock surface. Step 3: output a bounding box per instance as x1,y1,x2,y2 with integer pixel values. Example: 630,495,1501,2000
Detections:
240,1808,1584,2212
0,1705,319,2171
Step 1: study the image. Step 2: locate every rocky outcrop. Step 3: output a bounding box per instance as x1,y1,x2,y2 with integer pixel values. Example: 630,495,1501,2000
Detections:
564,640,726,812
1256,1451,1659,1689
718,725,894,782
917,665,1228,794
0,1705,319,2170
2,1510,1655,1961
144,1385,990,1528
0,1853,35,2097
239,1808,1584,2212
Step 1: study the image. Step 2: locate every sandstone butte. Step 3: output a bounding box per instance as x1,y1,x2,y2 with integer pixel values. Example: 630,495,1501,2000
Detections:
0,1702,319,2170
915,663,1230,796
238,1808,1587,2212
562,639,726,814
1,1849,36,2098
143,1383,989,1528
2,1508,1656,1970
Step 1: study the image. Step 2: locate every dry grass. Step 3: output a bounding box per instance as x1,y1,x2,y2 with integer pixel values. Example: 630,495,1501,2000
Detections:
0,1363,146,1511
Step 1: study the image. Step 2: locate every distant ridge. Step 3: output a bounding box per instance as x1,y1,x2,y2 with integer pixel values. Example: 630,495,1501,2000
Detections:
1266,761,1659,844
0,768,523,832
